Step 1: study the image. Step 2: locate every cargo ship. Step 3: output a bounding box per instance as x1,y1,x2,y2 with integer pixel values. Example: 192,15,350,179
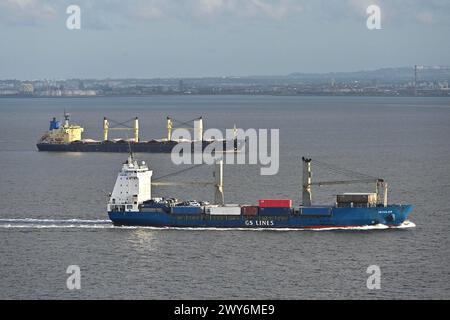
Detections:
37,113,239,153
107,154,414,229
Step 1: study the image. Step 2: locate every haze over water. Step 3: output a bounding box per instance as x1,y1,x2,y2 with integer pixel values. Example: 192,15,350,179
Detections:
0,96,449,299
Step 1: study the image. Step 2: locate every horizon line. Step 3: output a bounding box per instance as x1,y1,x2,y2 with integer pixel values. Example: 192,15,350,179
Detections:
2,65,450,82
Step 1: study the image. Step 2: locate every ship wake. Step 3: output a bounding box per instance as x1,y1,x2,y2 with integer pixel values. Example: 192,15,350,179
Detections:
0,218,113,229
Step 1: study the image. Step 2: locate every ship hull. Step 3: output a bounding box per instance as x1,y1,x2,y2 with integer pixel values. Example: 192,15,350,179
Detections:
108,205,413,229
37,140,239,153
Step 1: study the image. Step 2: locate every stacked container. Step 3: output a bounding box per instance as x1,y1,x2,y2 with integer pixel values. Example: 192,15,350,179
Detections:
259,207,292,216
258,199,292,216
259,199,292,208
241,206,259,216
336,193,377,208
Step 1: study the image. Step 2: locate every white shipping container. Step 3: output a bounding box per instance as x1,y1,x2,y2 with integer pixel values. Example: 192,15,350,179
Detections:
203,205,218,215
209,206,241,216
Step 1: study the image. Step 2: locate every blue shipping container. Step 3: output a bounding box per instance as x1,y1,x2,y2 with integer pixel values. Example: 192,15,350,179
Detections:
171,206,203,215
259,207,292,216
300,207,332,217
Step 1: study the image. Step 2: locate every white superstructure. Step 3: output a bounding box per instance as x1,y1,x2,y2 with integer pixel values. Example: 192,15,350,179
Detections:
107,154,152,212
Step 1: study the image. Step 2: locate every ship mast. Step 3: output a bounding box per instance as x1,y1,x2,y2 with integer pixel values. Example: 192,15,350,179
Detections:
64,111,70,127
167,117,173,141
214,160,224,205
302,157,312,206
103,117,109,141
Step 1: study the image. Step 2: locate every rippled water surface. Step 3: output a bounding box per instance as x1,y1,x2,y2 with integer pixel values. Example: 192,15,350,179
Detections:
0,96,449,299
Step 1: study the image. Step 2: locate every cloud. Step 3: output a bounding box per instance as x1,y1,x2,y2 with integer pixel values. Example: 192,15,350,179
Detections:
196,0,226,16
348,0,379,16
0,0,448,28
0,0,57,24
416,12,434,25
346,0,448,26
133,2,164,20
133,0,303,22
245,0,302,20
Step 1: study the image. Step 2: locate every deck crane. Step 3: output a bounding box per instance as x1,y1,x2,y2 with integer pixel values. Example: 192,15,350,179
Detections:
301,157,388,207
103,117,139,142
166,116,203,142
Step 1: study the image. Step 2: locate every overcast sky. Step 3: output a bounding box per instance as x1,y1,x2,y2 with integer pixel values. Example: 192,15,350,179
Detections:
0,0,449,79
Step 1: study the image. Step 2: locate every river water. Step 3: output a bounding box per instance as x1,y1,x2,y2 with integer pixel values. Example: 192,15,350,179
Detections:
0,96,449,299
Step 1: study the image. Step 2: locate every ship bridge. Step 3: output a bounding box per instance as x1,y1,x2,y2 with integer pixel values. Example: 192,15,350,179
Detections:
108,154,153,212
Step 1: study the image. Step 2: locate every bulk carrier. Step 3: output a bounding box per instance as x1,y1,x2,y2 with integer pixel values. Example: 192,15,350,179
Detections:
107,154,414,229
37,113,239,153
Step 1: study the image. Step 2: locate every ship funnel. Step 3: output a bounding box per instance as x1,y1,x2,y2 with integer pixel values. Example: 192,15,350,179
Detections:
49,117,60,131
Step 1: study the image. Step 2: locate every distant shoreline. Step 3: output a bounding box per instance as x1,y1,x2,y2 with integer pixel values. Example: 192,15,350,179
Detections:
2,67,449,98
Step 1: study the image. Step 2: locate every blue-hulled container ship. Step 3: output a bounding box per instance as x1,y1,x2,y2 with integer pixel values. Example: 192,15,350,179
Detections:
107,155,414,230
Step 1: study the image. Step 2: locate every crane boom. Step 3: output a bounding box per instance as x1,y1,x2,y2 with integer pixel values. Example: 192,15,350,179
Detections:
151,160,224,205
311,178,383,187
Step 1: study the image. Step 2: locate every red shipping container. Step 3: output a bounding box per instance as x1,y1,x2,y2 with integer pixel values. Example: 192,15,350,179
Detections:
259,199,292,208
241,206,258,216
